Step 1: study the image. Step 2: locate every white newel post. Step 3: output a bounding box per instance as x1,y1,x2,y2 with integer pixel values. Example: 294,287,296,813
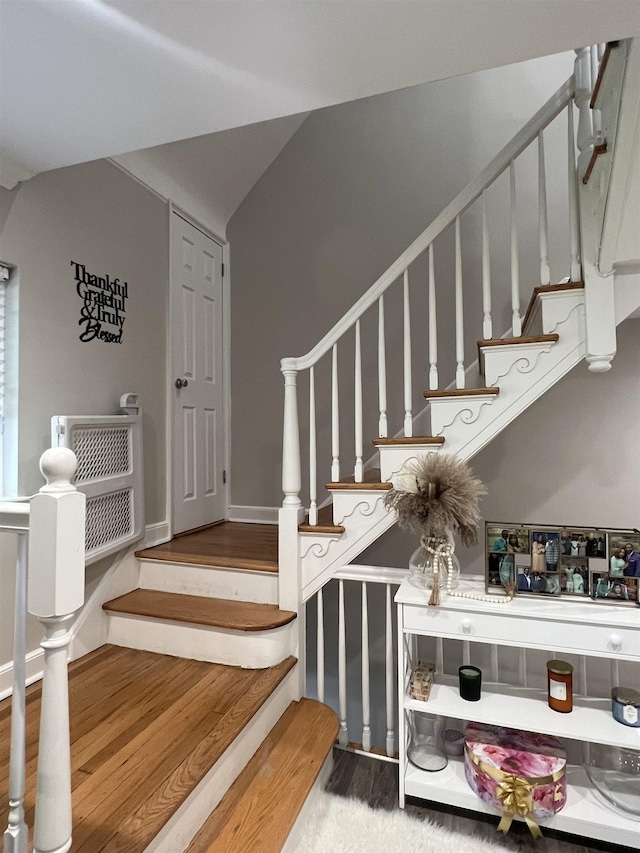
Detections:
279,360,304,693
574,46,616,373
4,534,28,853
28,448,85,853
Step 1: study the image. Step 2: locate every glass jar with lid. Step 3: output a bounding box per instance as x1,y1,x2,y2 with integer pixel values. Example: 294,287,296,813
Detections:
546,659,573,713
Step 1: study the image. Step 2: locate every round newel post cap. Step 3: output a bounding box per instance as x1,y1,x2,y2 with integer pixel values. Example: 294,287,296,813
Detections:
39,447,78,492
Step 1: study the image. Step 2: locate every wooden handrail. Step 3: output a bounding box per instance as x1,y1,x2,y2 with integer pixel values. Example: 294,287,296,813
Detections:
282,77,574,373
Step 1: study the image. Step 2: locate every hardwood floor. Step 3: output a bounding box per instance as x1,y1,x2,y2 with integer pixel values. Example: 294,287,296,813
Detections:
135,522,278,572
0,645,295,852
325,749,630,853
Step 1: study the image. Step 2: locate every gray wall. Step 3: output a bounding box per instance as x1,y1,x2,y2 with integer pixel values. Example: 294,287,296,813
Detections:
228,53,573,509
0,160,168,520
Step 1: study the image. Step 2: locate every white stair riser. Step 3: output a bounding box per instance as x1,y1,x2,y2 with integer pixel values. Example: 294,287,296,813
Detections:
301,492,391,600
138,559,278,605
378,444,442,482
540,290,585,334
331,489,389,526
482,341,558,388
428,394,499,438
106,613,296,669
144,669,298,853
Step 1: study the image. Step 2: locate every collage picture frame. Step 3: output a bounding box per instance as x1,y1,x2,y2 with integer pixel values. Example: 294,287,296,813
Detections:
485,523,640,605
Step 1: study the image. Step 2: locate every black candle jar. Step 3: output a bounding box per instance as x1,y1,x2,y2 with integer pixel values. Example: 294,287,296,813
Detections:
459,665,482,701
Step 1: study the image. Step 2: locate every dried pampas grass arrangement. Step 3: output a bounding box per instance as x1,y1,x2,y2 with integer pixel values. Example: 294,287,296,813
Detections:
384,453,486,547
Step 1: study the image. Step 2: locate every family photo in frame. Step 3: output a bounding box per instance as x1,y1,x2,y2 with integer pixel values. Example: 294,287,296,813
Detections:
485,523,640,605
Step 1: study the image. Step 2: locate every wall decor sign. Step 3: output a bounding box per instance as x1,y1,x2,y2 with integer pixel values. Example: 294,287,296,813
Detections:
72,260,128,344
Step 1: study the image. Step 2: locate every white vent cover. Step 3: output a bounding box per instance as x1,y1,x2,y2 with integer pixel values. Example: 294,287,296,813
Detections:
52,394,144,564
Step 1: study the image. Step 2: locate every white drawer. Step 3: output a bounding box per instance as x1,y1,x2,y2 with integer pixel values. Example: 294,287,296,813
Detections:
402,604,640,659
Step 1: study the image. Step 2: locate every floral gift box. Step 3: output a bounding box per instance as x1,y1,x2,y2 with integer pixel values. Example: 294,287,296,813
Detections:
463,722,567,837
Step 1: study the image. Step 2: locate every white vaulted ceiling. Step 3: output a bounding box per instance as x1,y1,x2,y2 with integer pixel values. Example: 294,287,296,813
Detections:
1,0,639,180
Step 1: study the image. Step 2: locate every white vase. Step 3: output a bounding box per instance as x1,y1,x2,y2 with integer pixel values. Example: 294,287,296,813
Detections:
408,537,461,591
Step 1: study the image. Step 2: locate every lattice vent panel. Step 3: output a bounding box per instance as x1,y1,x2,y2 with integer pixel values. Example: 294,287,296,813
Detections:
71,427,130,482
85,490,133,552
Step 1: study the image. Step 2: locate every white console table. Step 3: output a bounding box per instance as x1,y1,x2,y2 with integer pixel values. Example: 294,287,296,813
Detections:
396,576,640,848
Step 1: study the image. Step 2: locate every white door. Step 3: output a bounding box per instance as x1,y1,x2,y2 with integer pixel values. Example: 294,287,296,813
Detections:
170,211,226,533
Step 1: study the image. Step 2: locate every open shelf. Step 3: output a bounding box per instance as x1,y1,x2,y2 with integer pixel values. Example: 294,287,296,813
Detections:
405,755,640,848
406,679,640,751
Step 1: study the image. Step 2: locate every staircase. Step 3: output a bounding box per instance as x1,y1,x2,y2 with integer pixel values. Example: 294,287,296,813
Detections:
5,37,638,853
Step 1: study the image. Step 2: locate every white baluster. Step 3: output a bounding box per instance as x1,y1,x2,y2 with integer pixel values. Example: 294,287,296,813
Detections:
428,244,439,390
281,360,302,507
518,647,528,688
4,535,28,853
29,448,85,853
538,131,551,286
579,655,588,696
509,161,522,336
308,366,317,526
597,42,605,61
455,216,465,387
490,644,499,683
354,320,363,482
338,580,348,746
385,584,394,758
331,344,340,482
378,295,387,438
574,46,594,177
436,637,444,675
403,270,413,435
610,658,620,691
481,192,492,340
316,588,325,703
361,583,371,752
567,104,582,281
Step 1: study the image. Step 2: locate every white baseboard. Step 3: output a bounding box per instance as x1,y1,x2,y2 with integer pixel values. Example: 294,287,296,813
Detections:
0,647,45,701
228,505,279,525
144,520,171,548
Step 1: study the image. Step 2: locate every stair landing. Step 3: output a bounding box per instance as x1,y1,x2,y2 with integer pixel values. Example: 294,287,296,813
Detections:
136,522,278,572
0,645,295,852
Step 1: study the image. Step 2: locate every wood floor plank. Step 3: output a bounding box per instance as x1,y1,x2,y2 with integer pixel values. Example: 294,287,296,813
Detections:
187,698,338,853
103,589,296,631
135,522,278,572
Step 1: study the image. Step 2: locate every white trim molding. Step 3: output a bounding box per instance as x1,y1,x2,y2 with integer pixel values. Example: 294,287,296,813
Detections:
228,505,280,525
144,520,171,548
0,647,44,701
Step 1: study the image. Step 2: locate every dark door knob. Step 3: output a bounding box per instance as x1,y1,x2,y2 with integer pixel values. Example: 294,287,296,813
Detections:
175,378,189,389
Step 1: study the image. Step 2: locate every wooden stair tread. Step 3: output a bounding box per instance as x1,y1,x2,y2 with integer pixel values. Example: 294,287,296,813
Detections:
522,280,584,332
423,387,500,399
326,468,391,490
103,589,296,631
299,504,345,534
136,521,278,573
186,698,339,853
0,646,297,853
372,436,445,446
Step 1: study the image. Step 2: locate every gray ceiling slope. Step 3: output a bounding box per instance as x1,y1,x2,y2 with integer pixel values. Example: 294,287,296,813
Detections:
1,0,639,177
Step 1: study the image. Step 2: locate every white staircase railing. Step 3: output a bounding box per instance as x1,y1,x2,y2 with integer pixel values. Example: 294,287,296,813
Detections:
281,76,578,537
3,448,86,853
305,566,406,757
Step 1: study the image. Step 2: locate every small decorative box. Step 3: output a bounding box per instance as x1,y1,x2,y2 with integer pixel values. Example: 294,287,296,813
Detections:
463,722,567,837
409,661,435,701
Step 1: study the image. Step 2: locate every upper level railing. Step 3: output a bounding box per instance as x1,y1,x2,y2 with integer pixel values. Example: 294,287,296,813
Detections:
3,448,85,853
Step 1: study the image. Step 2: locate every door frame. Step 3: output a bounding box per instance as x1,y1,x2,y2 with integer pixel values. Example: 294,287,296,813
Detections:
166,202,231,538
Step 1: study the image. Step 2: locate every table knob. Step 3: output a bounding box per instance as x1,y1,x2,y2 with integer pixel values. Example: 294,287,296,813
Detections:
461,618,473,634
609,633,622,650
